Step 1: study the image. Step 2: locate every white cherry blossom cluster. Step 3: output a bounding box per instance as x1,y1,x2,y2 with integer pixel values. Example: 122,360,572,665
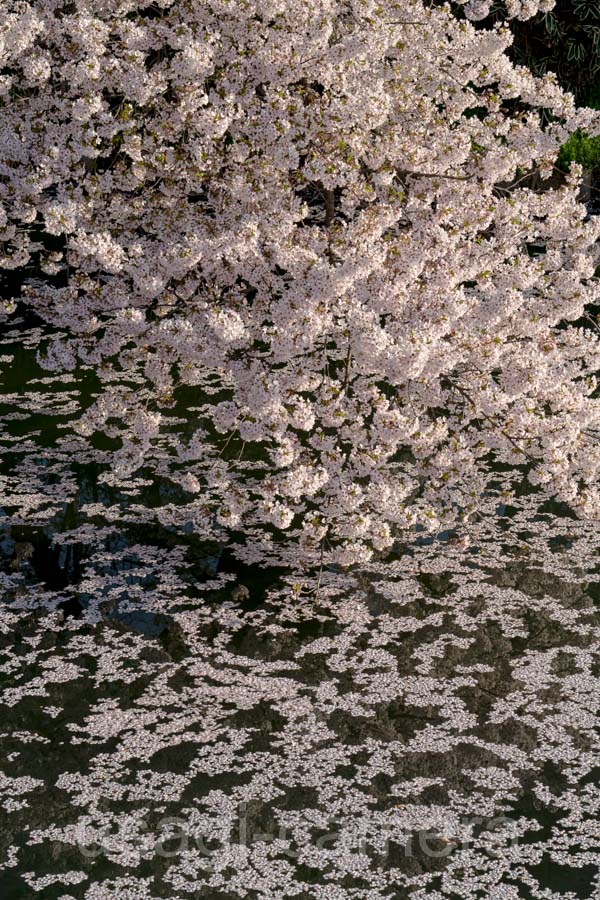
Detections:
2,0,600,565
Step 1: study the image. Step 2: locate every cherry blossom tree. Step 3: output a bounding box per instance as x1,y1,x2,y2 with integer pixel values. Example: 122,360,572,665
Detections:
2,0,600,568
454,0,600,105
2,8,600,895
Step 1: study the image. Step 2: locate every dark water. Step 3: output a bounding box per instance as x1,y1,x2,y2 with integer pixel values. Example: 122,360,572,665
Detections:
0,319,599,898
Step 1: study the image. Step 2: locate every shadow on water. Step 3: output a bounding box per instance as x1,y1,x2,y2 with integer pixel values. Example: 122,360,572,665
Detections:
1,316,599,898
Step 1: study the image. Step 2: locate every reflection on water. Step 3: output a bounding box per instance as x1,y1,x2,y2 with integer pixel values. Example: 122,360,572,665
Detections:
0,321,599,898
